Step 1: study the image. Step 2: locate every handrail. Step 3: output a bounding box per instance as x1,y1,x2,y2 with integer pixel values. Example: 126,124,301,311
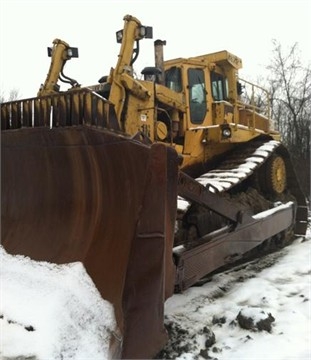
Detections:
236,77,271,120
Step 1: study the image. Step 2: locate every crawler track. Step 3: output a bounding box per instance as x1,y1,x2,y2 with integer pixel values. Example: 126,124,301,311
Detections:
176,137,308,251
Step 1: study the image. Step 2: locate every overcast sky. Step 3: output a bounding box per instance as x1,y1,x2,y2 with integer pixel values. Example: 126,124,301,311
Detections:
1,0,310,99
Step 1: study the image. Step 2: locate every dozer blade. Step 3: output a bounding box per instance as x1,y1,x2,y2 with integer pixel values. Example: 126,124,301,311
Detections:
1,125,179,359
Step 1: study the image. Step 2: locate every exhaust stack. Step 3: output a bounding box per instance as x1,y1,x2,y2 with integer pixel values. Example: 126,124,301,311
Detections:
154,39,166,84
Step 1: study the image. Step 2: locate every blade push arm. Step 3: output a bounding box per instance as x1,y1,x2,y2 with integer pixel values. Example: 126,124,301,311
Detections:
108,15,153,121
38,39,80,96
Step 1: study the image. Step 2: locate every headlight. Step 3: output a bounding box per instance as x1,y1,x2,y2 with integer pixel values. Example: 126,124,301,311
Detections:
139,26,153,39
116,30,123,43
222,127,231,138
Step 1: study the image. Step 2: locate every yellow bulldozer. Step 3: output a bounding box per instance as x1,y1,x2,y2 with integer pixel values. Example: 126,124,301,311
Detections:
1,14,308,359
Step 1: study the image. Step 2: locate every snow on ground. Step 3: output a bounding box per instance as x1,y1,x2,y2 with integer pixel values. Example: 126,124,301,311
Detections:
160,233,311,360
0,228,310,360
0,248,117,360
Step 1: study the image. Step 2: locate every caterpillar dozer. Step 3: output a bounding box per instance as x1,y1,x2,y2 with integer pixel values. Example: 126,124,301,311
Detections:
1,14,308,359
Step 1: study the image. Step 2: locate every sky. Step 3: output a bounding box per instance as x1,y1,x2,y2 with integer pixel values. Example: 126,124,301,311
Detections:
1,229,310,359
0,0,310,100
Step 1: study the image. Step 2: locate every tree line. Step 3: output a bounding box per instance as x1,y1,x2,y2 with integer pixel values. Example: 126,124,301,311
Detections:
266,40,310,203
1,41,310,201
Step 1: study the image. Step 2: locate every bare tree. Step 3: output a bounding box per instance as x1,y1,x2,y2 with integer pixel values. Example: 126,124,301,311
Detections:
0,91,5,104
8,88,20,101
0,88,21,103
266,40,310,201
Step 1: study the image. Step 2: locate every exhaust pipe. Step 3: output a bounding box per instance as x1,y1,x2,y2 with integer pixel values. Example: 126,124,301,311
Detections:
154,39,166,85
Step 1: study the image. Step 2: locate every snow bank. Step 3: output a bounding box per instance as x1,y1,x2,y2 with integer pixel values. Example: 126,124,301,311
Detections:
0,246,117,360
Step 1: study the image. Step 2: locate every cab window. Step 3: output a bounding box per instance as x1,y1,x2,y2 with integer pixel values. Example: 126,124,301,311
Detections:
165,67,182,92
211,72,228,101
188,68,206,124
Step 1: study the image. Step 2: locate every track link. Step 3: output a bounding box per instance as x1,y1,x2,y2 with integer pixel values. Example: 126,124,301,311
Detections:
177,138,308,242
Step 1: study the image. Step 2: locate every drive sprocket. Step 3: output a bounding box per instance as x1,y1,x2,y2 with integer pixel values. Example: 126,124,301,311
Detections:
262,155,287,195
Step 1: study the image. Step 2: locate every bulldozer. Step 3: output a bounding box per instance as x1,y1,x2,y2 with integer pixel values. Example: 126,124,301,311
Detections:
1,14,308,359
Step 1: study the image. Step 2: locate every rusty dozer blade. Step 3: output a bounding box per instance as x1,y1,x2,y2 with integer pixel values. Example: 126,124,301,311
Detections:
1,125,179,359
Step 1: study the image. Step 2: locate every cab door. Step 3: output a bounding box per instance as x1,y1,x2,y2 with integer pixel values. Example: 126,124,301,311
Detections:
188,68,207,125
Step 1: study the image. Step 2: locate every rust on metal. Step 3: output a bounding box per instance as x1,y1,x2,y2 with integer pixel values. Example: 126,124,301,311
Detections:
174,201,295,292
0,88,120,131
1,91,179,358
